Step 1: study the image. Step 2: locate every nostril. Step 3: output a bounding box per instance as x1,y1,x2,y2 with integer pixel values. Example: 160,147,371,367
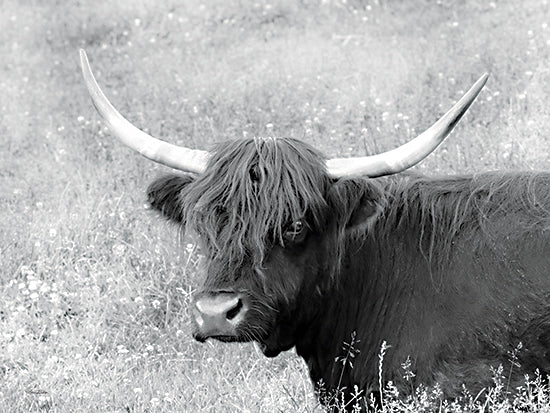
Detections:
225,298,243,320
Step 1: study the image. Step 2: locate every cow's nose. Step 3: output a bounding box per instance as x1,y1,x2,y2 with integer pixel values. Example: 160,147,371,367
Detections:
192,293,247,341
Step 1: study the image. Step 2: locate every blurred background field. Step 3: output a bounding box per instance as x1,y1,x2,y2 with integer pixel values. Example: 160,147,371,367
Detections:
1,0,550,411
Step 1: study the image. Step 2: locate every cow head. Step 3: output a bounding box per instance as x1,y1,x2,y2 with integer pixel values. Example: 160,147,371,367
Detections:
146,137,385,355
79,50,487,356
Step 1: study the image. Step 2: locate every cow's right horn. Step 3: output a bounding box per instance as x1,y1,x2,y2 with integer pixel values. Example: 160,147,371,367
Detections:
80,49,210,174
326,73,489,178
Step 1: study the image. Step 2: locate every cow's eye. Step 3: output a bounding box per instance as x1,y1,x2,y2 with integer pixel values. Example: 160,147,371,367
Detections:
283,220,307,243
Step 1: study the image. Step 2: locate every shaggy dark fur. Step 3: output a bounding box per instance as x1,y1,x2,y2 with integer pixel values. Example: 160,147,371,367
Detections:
182,138,331,272
147,137,550,410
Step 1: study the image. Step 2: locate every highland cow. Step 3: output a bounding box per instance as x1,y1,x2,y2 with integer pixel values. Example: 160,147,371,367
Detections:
81,50,550,409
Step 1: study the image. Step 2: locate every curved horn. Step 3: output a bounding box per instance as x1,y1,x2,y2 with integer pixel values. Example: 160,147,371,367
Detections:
79,49,210,173
327,73,489,178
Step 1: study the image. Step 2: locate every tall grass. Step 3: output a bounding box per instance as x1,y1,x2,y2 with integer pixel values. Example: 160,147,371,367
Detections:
1,0,550,411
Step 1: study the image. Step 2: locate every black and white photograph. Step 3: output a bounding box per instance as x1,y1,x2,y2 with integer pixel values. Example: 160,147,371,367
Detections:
2,0,550,411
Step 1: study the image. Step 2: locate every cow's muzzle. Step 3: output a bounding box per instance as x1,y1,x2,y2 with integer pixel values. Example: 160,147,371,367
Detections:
192,292,248,342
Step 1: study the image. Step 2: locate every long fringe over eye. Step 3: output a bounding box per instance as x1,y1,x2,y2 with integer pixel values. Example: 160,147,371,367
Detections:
182,137,332,273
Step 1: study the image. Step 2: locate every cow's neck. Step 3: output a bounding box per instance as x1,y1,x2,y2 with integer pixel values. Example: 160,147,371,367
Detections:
294,230,423,401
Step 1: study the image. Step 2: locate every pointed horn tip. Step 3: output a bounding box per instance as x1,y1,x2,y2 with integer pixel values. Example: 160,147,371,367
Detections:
79,50,92,75
477,72,490,88
79,49,88,63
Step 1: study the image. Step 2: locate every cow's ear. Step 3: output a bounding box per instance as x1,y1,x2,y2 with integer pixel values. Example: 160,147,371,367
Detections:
328,177,385,233
147,174,195,223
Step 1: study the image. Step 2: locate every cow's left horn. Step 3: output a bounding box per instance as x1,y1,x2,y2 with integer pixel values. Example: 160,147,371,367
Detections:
326,73,489,178
79,49,210,173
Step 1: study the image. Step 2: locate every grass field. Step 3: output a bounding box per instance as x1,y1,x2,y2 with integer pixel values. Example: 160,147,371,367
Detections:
2,0,550,411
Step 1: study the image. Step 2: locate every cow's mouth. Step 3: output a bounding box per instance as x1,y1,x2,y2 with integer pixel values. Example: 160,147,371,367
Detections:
192,328,291,360
193,330,285,357
193,332,243,343
210,335,241,343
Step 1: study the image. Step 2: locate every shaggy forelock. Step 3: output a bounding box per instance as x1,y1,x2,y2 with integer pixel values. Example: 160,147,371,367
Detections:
182,137,331,273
